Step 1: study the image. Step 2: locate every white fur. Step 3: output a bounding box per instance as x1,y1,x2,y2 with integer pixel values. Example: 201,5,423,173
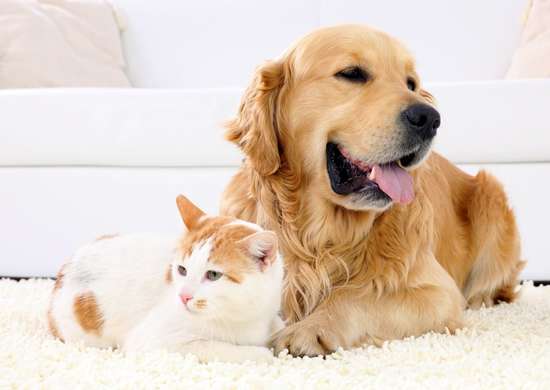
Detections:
50,231,284,363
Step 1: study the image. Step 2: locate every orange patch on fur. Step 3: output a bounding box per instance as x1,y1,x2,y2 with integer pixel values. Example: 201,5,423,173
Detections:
210,224,260,283
48,263,68,340
53,264,67,291
165,264,173,283
223,272,244,284
179,218,260,284
47,309,63,340
178,216,233,257
194,299,207,309
177,195,206,230
74,292,104,335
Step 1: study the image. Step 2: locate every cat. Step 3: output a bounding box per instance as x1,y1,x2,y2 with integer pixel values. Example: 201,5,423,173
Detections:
48,195,284,363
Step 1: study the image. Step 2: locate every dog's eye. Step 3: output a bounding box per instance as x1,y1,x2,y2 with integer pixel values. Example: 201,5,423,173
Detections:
335,66,368,83
407,77,417,91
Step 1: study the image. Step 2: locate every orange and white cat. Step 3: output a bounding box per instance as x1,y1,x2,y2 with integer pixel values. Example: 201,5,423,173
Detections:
48,195,283,363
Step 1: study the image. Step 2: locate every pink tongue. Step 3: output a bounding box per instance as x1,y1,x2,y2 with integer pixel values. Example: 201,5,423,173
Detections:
370,164,414,204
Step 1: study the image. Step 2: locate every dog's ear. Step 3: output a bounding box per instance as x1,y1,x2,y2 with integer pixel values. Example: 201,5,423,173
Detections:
225,60,286,176
419,88,436,105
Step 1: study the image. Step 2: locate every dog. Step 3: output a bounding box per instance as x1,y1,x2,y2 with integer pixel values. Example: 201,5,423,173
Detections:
220,24,524,356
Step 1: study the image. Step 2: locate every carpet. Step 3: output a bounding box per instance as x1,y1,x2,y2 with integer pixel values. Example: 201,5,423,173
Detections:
1,279,549,389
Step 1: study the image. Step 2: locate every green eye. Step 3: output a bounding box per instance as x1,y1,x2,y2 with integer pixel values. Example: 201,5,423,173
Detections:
205,270,223,281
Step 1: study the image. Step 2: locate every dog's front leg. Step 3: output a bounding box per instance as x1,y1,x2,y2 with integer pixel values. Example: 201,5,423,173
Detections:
271,254,464,357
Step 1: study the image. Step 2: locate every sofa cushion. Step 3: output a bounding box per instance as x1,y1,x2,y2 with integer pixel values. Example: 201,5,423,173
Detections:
113,0,319,89
507,0,550,79
320,0,527,83
0,0,130,88
0,80,549,167
112,0,526,87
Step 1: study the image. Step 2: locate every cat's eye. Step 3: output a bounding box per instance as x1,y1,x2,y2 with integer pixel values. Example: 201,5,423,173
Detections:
407,77,417,91
177,265,187,276
205,270,223,281
335,66,369,83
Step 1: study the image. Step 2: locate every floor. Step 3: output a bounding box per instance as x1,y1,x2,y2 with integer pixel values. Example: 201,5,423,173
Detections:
1,278,549,389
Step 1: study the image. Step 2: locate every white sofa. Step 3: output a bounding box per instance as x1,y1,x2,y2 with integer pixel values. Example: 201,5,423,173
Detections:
1,0,548,280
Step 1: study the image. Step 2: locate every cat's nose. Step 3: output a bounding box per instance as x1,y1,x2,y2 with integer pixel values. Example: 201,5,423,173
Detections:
179,293,193,304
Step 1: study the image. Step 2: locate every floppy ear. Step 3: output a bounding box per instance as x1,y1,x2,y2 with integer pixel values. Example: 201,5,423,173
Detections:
225,60,286,176
238,231,278,270
176,195,206,231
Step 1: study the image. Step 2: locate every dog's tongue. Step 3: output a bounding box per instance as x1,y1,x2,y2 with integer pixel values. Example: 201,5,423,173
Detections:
369,163,414,204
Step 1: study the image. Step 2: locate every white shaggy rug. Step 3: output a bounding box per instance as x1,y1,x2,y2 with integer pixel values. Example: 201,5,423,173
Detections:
1,279,550,389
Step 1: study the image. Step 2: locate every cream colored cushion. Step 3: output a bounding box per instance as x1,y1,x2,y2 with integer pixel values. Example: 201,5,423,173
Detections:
0,0,130,88
507,0,550,79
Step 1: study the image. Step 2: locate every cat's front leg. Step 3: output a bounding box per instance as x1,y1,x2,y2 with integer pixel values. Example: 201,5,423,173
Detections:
122,322,168,353
124,327,273,363
178,340,274,364
123,317,273,363
122,299,186,353
270,314,285,335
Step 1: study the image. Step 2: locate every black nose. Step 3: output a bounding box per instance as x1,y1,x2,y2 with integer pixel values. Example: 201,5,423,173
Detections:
401,104,441,141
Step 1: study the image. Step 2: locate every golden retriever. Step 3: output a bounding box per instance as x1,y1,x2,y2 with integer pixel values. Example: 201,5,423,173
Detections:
220,24,524,356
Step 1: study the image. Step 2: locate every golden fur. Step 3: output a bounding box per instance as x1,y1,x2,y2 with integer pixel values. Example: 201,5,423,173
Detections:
220,25,524,356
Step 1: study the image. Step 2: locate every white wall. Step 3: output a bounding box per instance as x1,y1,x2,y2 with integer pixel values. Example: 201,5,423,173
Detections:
114,0,526,88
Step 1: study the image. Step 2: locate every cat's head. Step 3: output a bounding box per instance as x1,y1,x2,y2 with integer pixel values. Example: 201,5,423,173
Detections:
168,195,283,321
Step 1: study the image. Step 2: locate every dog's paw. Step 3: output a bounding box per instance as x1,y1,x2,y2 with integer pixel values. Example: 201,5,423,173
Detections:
270,318,339,357
467,293,494,310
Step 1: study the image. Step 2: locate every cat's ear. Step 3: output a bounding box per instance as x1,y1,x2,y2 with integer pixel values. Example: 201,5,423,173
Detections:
176,195,206,231
239,231,278,270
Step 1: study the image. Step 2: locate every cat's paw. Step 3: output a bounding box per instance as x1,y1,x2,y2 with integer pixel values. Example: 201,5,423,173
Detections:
270,317,340,357
237,346,274,364
195,345,274,364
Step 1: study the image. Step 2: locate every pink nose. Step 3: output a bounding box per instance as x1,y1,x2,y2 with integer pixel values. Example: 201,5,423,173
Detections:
179,293,193,304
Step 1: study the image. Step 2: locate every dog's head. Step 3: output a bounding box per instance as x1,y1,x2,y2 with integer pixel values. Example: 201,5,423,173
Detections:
227,24,439,211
